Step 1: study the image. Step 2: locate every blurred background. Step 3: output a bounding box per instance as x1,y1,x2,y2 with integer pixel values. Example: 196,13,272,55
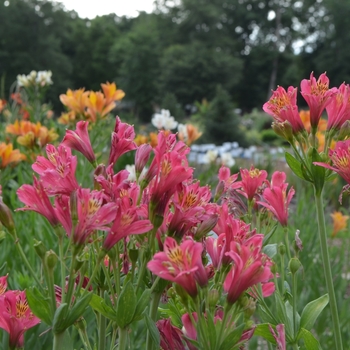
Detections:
1,0,349,148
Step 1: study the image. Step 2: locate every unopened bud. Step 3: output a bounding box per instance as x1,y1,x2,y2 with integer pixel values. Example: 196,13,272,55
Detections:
0,198,15,235
75,317,87,331
45,250,58,270
288,257,302,274
70,190,78,222
208,289,219,307
135,144,152,177
294,230,303,252
272,121,294,143
338,120,350,140
244,299,256,319
34,240,47,260
214,181,225,202
278,243,286,256
270,262,277,275
194,214,219,240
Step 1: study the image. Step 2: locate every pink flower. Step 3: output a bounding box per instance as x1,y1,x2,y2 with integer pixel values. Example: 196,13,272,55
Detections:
147,237,208,297
269,324,286,350
0,275,7,295
62,121,96,164
0,290,40,349
103,194,153,251
239,167,268,201
314,140,350,184
157,319,185,350
32,144,79,196
17,177,59,227
223,235,273,304
326,83,350,130
135,144,152,175
56,188,118,245
300,72,337,129
258,171,295,226
263,86,304,133
181,313,198,350
108,117,137,166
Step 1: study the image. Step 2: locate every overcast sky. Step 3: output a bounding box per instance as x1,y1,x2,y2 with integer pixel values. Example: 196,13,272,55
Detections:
50,0,156,19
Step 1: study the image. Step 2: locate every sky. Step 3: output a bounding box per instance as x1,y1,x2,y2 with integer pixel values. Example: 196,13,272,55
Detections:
52,0,156,19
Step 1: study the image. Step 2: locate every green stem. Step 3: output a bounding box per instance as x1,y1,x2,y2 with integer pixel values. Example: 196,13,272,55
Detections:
53,331,69,350
292,272,297,339
146,292,162,350
314,189,343,350
118,327,128,350
99,290,107,350
83,256,103,295
65,254,77,307
58,236,66,303
284,227,292,261
217,303,232,349
110,327,118,350
78,328,93,350
14,238,43,290
280,252,285,296
292,343,299,350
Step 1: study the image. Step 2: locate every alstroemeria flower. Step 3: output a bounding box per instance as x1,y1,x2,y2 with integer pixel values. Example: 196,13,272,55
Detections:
300,72,337,129
223,235,273,304
32,144,79,196
0,275,8,295
62,121,96,164
17,176,59,227
147,237,208,297
269,324,286,350
0,290,40,349
331,211,349,237
157,319,185,350
314,140,350,184
108,117,137,166
56,188,118,245
239,167,268,201
263,86,304,133
258,171,295,227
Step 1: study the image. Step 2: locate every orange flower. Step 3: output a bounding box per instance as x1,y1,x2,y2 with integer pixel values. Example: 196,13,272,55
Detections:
101,82,125,105
59,88,89,114
6,120,58,148
0,99,6,113
178,124,202,146
331,211,349,237
134,134,149,146
0,143,26,168
58,111,76,125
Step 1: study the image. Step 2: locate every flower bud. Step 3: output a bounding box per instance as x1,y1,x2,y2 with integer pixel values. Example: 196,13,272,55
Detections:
34,240,48,260
167,287,177,299
70,190,78,222
338,120,350,140
75,317,87,331
214,181,225,202
288,257,302,274
272,121,294,143
278,243,286,256
45,250,58,270
270,262,277,275
294,230,303,252
194,214,219,240
244,299,256,319
208,289,219,307
0,198,15,235
135,144,152,177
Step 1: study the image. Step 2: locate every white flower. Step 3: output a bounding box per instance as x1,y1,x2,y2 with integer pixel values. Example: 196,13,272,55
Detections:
178,123,188,140
36,70,53,86
220,152,235,167
204,149,218,164
151,109,178,130
125,164,137,181
17,74,29,87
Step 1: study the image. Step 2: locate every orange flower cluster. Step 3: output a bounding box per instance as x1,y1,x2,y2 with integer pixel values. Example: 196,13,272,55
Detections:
178,124,202,146
299,110,335,152
58,82,125,124
6,120,58,148
0,143,26,168
135,131,169,148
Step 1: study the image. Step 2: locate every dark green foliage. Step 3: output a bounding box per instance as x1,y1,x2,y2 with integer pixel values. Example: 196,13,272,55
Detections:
202,85,247,146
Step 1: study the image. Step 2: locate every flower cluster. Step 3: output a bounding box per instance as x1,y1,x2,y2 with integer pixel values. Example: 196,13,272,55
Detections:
17,70,53,88
58,82,125,124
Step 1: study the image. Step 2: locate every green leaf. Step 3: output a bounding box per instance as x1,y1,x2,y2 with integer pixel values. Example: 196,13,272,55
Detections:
144,313,160,349
205,310,217,348
285,301,300,337
26,287,52,325
53,303,69,333
254,324,277,344
311,148,325,194
133,289,151,321
285,152,305,180
90,294,118,322
263,224,278,245
263,244,278,258
300,294,329,331
116,281,137,328
220,324,244,350
297,328,321,350
64,292,93,329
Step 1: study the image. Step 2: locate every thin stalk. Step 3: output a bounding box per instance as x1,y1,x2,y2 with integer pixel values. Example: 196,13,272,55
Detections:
146,292,162,350
118,327,128,350
110,327,118,350
14,237,43,290
195,298,209,350
217,303,232,348
280,253,285,296
284,227,292,261
65,254,77,307
99,289,107,350
101,263,117,306
292,272,297,339
113,243,121,295
78,328,93,350
58,236,67,303
314,189,343,350
83,256,103,295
